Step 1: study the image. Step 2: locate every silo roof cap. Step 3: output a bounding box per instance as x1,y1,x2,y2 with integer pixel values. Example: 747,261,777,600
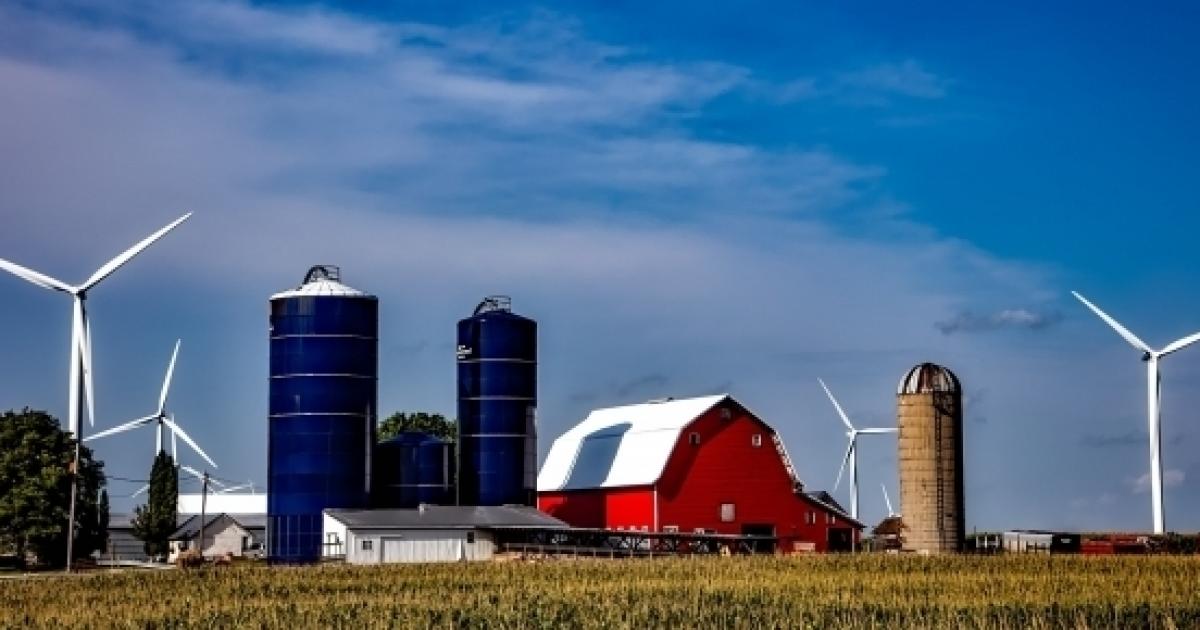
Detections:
897,362,960,395
271,265,371,299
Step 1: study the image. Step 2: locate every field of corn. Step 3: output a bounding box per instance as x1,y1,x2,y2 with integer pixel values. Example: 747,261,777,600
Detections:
3,555,1200,629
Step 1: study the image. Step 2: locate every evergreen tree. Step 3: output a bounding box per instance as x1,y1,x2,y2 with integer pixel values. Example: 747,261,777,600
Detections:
0,408,107,567
131,451,178,559
378,412,457,442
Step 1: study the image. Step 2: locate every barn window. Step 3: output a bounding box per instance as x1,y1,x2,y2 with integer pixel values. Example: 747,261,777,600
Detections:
805,512,816,525
720,503,736,522
689,432,700,446
826,514,836,525
361,539,373,551
720,408,732,420
467,532,476,544
751,434,762,447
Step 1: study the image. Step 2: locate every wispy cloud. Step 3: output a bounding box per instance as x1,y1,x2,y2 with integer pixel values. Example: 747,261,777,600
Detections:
837,59,948,101
935,308,1062,335
1130,469,1185,494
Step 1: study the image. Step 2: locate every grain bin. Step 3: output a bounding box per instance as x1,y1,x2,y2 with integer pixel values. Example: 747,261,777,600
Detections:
374,432,455,508
897,362,965,553
268,265,377,563
456,296,537,506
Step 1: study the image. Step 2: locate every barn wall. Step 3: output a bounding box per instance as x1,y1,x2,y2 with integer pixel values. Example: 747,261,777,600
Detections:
656,404,857,552
537,486,654,530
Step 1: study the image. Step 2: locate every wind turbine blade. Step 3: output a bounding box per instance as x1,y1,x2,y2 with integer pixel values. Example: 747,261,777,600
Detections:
1072,291,1153,353
80,309,95,427
218,482,252,493
833,439,854,492
68,302,81,436
0,257,73,293
171,428,178,460
1161,331,1200,357
132,484,149,498
818,378,855,431
857,428,898,435
158,339,181,415
163,416,217,469
882,483,894,516
179,465,205,482
83,415,157,441
80,213,191,291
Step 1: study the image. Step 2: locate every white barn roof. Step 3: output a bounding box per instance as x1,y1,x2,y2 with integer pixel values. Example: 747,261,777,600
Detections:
537,394,729,492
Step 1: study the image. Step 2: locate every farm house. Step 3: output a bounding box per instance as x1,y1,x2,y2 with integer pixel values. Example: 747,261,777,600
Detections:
537,395,862,552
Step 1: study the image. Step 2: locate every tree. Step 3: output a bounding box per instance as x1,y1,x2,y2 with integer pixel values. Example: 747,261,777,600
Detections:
131,451,178,559
0,408,107,567
378,412,457,442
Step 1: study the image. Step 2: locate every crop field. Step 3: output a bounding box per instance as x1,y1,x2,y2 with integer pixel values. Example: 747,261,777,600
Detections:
2,555,1199,629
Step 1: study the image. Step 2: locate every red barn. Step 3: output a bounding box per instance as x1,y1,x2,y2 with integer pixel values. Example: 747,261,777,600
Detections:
537,394,861,552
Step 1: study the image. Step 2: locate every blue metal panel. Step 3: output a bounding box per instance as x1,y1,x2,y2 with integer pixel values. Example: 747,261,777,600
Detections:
456,299,536,506
268,272,377,564
374,432,454,508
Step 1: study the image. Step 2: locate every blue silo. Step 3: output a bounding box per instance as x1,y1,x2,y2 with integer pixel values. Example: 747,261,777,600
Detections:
456,296,537,506
374,432,455,508
268,265,377,563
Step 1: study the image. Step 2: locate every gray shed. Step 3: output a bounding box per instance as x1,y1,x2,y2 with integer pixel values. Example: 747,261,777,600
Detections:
323,505,567,564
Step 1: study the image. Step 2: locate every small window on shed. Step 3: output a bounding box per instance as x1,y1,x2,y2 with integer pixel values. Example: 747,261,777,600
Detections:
361,539,373,551
751,434,763,447
467,531,476,544
689,432,701,446
720,503,736,523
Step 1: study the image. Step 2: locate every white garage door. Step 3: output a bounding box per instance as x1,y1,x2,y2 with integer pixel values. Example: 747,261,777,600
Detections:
382,538,465,563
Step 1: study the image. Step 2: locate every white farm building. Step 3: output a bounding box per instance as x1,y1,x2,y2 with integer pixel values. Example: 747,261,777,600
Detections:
323,505,567,564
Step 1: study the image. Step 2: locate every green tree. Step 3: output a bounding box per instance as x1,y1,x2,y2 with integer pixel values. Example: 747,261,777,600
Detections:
130,451,178,559
0,408,106,567
378,412,457,442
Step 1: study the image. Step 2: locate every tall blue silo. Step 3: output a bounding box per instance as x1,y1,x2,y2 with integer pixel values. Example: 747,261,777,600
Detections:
456,296,537,506
374,432,455,508
268,265,377,563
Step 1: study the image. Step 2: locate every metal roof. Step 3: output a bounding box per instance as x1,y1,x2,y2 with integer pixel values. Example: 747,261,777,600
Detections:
897,362,960,395
325,505,568,530
537,394,729,492
170,513,251,540
271,278,369,299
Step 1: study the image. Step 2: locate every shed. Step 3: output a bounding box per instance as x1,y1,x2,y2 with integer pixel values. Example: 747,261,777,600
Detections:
323,505,567,564
169,513,260,561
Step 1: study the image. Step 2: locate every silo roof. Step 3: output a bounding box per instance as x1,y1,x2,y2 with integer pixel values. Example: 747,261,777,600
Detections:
537,394,730,492
270,278,369,299
897,362,960,394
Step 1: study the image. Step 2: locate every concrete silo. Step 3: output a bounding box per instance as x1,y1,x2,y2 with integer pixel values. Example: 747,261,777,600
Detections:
897,363,965,553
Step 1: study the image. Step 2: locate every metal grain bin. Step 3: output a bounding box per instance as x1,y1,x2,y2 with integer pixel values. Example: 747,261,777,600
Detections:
268,265,377,563
374,432,455,508
456,296,536,506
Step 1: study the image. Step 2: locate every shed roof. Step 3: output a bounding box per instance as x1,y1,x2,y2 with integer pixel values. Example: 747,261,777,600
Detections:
170,513,248,540
537,394,729,492
325,505,567,530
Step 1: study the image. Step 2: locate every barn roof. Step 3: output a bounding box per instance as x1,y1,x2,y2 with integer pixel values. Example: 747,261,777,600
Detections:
537,394,731,492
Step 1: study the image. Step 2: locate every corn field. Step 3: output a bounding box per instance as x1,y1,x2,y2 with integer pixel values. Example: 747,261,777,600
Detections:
3,555,1199,629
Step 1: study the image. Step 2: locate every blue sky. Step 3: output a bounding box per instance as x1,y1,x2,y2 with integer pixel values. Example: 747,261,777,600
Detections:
1,0,1199,531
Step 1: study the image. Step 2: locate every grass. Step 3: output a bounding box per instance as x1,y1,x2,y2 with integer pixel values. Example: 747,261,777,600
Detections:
2,555,1199,628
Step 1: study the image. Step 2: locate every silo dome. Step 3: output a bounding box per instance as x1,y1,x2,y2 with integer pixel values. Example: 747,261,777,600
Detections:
897,363,961,395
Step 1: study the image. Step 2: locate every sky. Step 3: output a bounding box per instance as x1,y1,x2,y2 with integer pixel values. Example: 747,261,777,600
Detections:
1,0,1199,531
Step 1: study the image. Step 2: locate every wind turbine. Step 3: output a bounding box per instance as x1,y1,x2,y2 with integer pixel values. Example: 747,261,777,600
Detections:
1072,291,1200,534
85,339,217,469
819,378,898,521
0,213,191,435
